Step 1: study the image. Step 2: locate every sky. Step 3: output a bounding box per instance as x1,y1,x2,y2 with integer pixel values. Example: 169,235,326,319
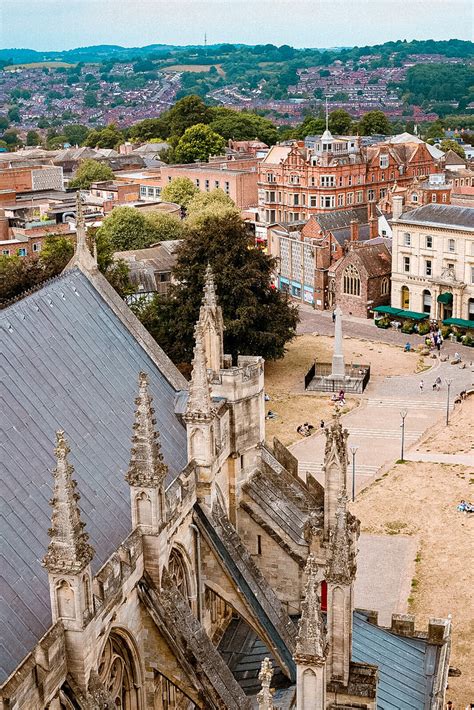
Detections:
1,0,472,51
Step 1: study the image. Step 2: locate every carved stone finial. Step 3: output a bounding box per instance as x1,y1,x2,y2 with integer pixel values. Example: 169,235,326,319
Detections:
184,323,214,421
63,192,97,272
125,372,168,487
295,554,327,664
203,263,218,309
326,494,357,585
42,431,94,574
257,657,274,710
324,412,349,466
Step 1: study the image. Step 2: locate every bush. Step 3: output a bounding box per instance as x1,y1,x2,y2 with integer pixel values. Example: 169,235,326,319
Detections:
461,333,474,347
417,320,430,336
375,316,391,329
441,325,452,339
401,319,414,334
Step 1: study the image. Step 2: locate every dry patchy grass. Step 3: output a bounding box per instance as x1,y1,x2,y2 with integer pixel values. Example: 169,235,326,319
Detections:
421,396,474,456
353,460,474,706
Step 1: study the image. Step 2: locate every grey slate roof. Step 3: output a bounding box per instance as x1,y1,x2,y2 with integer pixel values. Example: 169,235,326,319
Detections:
398,204,474,231
353,611,437,709
0,269,187,683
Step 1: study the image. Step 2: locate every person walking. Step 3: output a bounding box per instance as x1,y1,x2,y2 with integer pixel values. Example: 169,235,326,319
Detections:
419,379,424,393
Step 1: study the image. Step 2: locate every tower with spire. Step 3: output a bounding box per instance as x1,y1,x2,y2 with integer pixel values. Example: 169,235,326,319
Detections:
322,413,349,539
43,430,94,630
294,554,327,709
325,494,358,687
64,192,97,272
125,371,168,532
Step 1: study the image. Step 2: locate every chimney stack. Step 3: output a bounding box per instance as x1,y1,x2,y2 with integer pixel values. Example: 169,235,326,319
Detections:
392,195,404,221
350,219,359,242
0,209,9,241
368,202,378,239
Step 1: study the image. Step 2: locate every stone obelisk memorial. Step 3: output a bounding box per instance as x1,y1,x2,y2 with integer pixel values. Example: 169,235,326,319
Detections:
330,306,345,379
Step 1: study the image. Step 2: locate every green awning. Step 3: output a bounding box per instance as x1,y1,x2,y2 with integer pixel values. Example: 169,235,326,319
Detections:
437,292,453,304
373,306,403,316
443,317,474,329
399,310,429,321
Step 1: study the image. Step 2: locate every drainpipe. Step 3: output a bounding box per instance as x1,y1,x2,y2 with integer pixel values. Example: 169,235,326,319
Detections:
189,523,203,622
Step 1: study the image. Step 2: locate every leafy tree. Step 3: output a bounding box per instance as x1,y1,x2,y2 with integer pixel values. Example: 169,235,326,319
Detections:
63,124,89,145
186,188,235,218
128,117,168,142
84,91,98,108
96,206,158,251
0,116,9,131
145,212,185,241
174,123,226,163
40,235,74,277
161,177,199,208
209,108,278,145
135,209,298,366
165,95,211,137
7,107,20,123
26,130,41,146
357,110,392,136
0,255,43,305
2,129,19,147
440,140,465,158
69,159,115,189
328,109,353,134
84,124,123,149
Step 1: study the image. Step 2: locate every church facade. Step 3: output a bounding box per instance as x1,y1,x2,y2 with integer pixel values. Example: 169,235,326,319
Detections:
0,204,451,709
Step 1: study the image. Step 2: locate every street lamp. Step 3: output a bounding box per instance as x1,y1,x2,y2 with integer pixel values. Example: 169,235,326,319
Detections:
446,379,453,426
349,445,358,501
400,409,408,462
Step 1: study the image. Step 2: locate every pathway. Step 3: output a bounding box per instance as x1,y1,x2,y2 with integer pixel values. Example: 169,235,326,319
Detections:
290,358,473,496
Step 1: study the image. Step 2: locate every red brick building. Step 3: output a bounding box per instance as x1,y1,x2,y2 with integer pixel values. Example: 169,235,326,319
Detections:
258,131,438,233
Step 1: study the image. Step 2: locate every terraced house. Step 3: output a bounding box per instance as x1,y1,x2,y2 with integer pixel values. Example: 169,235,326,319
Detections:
0,206,452,709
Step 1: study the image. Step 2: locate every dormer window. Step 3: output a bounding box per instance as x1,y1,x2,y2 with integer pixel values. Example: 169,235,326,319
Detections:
380,154,389,169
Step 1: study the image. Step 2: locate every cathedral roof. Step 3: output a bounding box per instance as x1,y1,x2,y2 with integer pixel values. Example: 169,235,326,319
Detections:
0,268,187,683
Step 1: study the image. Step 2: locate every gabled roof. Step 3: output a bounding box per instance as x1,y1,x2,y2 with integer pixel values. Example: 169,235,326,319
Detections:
261,145,293,165
442,149,466,166
0,268,188,683
345,242,392,277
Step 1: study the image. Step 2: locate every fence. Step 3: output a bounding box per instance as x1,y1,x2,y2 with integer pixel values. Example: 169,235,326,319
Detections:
304,361,371,394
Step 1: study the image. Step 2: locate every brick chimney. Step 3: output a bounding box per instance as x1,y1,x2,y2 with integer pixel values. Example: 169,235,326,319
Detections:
350,219,359,241
392,195,403,220
368,202,378,239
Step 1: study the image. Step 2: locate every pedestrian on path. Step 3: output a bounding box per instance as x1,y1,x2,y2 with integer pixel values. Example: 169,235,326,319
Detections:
419,379,424,393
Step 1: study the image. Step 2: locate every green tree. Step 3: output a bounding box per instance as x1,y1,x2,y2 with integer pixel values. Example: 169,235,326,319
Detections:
40,235,74,277
328,109,353,134
357,110,392,136
0,255,43,305
165,95,211,137
69,159,115,189
208,108,278,145
26,130,41,146
96,206,159,251
161,177,199,208
128,117,168,142
84,124,123,149
135,209,298,366
2,129,20,147
174,123,226,163
7,107,20,123
145,212,185,241
84,91,98,108
63,124,89,145
0,116,9,131
440,140,466,158
186,188,235,218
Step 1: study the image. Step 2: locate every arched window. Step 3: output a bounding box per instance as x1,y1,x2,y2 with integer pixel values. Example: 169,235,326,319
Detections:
56,580,75,619
343,264,361,296
401,285,410,310
380,277,389,296
98,631,142,710
168,548,190,601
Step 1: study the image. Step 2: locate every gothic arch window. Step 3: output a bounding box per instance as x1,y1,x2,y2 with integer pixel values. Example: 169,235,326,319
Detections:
381,277,389,296
135,491,152,527
343,264,361,296
168,548,190,601
98,631,142,710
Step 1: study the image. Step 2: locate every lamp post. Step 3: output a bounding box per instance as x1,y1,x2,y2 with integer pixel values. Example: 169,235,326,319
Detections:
350,445,358,501
446,379,453,426
400,409,408,462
